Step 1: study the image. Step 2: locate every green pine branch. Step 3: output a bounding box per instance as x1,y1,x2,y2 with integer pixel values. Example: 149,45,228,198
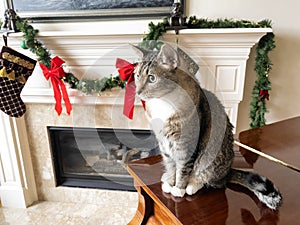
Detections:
250,32,275,128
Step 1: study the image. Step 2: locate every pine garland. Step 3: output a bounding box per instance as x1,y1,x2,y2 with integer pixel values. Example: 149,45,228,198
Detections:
15,18,125,94
6,16,274,128
16,19,51,66
250,32,275,128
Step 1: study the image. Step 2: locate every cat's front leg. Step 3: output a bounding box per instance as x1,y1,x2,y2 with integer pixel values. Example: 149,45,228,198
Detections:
170,165,192,197
161,153,176,193
186,176,204,195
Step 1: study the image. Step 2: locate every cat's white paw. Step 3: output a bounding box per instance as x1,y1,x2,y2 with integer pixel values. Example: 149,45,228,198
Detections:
186,182,203,195
162,182,173,193
171,186,186,197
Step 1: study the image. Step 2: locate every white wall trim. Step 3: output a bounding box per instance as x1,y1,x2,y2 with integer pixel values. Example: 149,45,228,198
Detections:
0,112,38,208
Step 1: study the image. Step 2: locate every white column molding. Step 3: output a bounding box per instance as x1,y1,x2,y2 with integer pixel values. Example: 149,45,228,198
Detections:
0,112,38,208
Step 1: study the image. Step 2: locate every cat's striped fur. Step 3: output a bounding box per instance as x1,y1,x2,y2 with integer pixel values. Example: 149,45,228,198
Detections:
133,43,282,210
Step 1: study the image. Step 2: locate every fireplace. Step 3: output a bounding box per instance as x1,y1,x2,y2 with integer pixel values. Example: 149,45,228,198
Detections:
48,126,159,191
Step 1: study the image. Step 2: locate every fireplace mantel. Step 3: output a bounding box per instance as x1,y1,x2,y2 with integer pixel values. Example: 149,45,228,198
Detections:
0,25,271,208
9,26,271,128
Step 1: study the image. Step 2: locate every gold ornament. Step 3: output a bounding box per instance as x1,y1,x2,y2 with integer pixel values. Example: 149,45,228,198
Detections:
0,67,15,81
0,67,8,77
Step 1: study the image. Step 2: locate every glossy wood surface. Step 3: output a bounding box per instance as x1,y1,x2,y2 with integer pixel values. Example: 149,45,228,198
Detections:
239,116,300,169
127,117,300,225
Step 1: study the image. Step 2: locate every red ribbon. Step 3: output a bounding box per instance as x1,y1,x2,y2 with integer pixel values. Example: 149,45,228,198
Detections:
116,58,145,119
40,56,72,115
259,90,270,100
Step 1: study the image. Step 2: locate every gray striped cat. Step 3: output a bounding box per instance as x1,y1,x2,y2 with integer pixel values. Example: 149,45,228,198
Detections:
133,43,282,210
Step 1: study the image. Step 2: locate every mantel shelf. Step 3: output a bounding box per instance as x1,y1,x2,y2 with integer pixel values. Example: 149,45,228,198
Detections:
8,27,271,37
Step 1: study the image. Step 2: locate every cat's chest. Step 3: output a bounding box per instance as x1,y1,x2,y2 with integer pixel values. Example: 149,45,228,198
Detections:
146,98,175,122
146,98,175,141
146,98,178,154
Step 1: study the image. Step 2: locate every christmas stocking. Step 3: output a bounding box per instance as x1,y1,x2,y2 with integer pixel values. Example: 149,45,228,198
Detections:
0,46,36,117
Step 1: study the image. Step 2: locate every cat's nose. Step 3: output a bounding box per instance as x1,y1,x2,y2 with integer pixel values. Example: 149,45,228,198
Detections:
136,86,144,95
136,83,146,96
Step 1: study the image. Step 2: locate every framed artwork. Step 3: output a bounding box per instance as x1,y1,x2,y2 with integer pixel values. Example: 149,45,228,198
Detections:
5,0,182,21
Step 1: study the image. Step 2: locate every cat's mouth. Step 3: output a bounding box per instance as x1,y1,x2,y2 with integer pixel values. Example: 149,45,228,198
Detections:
136,90,151,101
136,93,148,101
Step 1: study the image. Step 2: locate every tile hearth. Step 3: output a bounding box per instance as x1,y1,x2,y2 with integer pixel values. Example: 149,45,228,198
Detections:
0,199,137,225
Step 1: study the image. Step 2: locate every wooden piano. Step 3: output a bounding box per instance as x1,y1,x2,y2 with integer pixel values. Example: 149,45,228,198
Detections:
127,117,300,225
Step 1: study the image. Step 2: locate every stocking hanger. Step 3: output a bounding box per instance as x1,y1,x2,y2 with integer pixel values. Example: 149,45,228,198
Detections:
2,34,8,46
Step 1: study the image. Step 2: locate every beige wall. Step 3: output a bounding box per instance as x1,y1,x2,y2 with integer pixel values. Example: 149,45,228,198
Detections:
186,0,300,132
1,1,299,132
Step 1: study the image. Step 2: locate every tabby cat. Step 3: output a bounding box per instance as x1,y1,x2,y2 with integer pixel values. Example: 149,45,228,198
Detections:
132,43,282,210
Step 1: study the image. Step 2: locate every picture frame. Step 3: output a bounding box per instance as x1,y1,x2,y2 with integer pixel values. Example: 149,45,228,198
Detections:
4,0,184,21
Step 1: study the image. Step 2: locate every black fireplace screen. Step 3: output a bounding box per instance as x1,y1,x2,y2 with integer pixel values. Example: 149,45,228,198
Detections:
48,126,159,191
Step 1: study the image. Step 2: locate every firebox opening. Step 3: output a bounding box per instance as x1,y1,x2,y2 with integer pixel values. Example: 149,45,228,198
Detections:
48,126,159,191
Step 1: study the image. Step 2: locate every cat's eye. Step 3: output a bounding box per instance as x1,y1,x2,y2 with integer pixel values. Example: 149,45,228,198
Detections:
148,74,157,83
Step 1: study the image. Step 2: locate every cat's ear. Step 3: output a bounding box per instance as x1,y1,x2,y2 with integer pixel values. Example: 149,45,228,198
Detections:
130,44,150,58
157,44,179,71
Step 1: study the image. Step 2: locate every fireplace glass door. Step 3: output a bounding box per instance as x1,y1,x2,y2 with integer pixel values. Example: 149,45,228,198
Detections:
48,126,159,191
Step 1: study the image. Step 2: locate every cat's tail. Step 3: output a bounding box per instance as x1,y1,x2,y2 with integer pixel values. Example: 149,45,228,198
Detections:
228,168,282,210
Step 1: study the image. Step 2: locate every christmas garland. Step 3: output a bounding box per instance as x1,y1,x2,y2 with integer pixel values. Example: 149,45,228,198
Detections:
8,16,274,128
15,19,126,94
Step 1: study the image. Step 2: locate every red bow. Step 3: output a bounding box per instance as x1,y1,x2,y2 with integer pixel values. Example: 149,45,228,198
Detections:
40,56,72,115
259,90,270,100
116,58,145,119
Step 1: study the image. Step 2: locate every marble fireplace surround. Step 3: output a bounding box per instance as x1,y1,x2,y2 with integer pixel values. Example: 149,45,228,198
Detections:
0,20,271,208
